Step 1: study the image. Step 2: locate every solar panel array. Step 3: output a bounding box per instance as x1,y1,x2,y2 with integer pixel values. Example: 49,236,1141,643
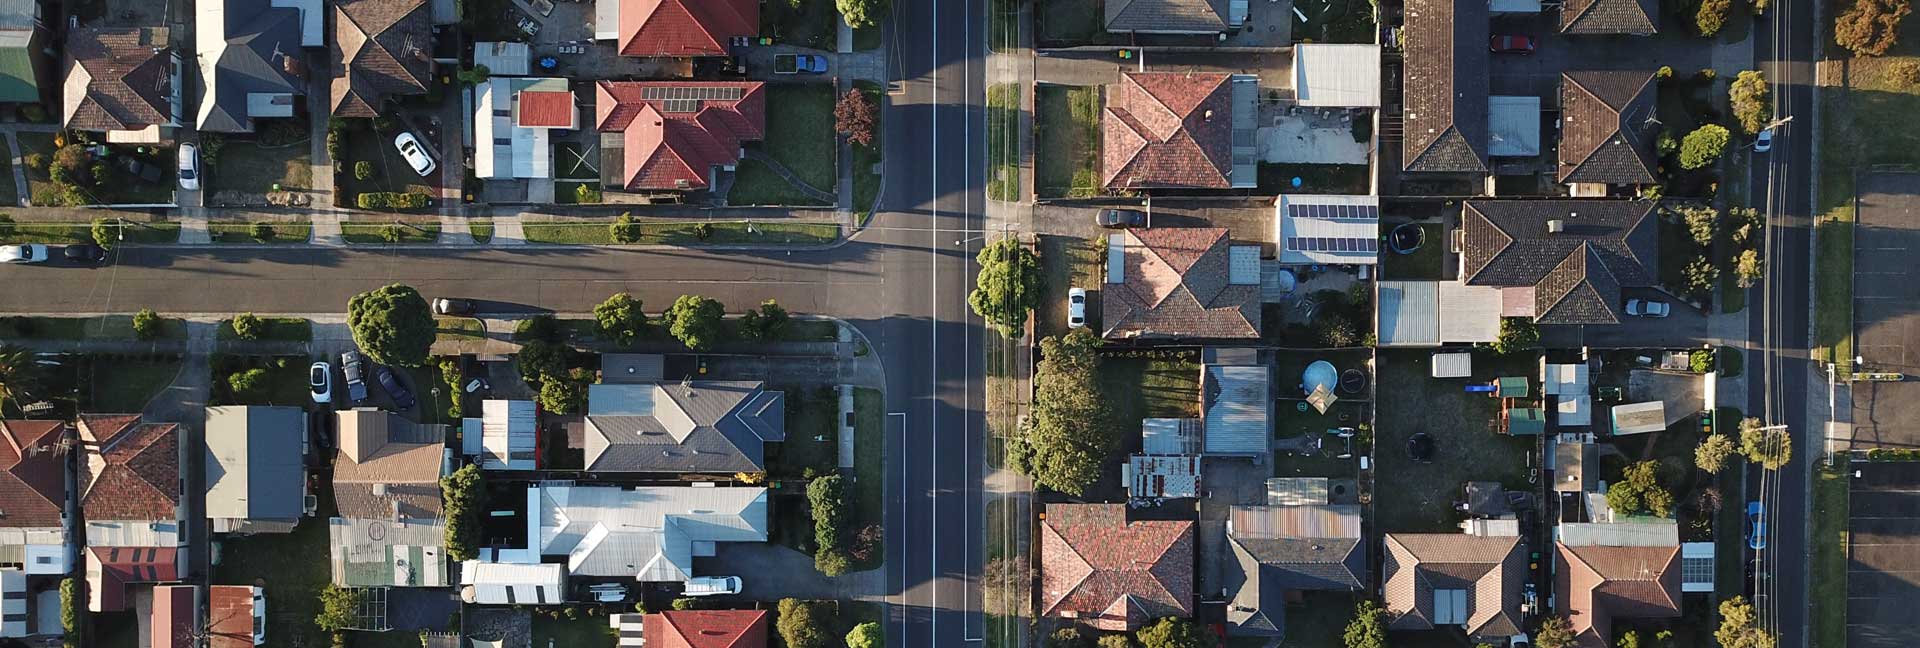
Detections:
1286,236,1378,253
640,85,747,113
1288,202,1379,221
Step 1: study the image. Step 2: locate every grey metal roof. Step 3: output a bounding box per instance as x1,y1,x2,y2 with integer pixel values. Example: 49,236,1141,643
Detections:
1203,364,1269,455
533,485,767,580
196,0,310,133
584,382,785,473
204,406,306,522
329,517,448,587
1488,95,1541,157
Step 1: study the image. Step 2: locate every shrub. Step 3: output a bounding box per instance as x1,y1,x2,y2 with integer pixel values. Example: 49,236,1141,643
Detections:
354,161,374,180
88,162,109,187
132,308,161,340
808,474,849,559
1735,249,1763,287
814,549,851,576
316,585,362,633
1097,636,1133,648
1730,70,1772,135
439,358,464,419
1657,65,1675,79
1690,349,1714,373
1342,601,1387,648
515,339,567,381
670,597,699,611
1137,618,1209,648
380,224,404,243
1895,59,1920,84
1696,0,1731,35
1697,433,1739,473
231,313,264,340
835,88,878,147
356,192,432,210
847,622,884,648
1680,124,1731,170
440,464,485,560
92,219,115,248
1698,68,1718,80
326,130,342,163
610,213,642,243
739,299,790,340
1049,627,1088,648
227,368,268,399
250,221,276,241
693,222,714,240
514,314,561,342
52,144,89,183
1683,257,1720,296
775,599,831,648
538,367,590,414
0,214,12,236
23,153,45,173
574,183,602,204
1682,205,1718,247
1492,317,1538,355
1836,0,1912,56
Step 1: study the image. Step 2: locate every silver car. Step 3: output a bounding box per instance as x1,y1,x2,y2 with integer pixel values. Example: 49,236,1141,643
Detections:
0,244,49,264
394,132,437,177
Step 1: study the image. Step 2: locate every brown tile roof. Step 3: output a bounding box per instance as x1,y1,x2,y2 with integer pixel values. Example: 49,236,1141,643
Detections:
1105,0,1232,32
62,27,174,132
79,415,180,522
1102,227,1261,339
618,0,757,57
517,90,576,128
1039,503,1193,632
0,420,70,528
1561,0,1658,34
642,610,769,648
151,585,193,648
1460,200,1660,324
594,81,765,191
1381,533,1527,638
1102,72,1236,189
330,0,431,117
1555,543,1682,648
334,441,445,520
1559,71,1659,185
1402,0,1488,173
88,546,177,612
207,585,258,648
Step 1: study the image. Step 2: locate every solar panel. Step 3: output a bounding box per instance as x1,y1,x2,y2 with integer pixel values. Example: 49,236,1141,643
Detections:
1288,202,1379,221
1286,236,1377,253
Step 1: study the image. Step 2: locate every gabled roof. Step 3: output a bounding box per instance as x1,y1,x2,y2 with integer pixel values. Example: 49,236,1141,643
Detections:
1559,71,1659,185
88,546,177,612
79,415,180,522
1460,200,1660,324
1561,0,1658,35
204,406,306,523
330,0,431,117
1103,72,1236,189
583,381,785,472
535,485,768,580
1381,533,1527,637
333,409,446,520
1039,503,1194,632
1105,0,1231,33
594,81,765,191
1102,228,1261,339
1555,543,1682,648
643,610,769,648
1226,505,1366,637
196,0,311,133
0,420,69,528
618,0,756,57
1401,0,1489,172
62,27,174,133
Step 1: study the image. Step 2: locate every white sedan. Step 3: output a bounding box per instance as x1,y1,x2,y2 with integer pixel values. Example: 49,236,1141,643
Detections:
393,132,437,177
0,244,49,264
1068,287,1088,329
1754,129,1774,153
309,362,333,404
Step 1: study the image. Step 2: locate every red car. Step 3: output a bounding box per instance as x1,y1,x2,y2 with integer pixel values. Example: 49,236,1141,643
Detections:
1491,35,1536,53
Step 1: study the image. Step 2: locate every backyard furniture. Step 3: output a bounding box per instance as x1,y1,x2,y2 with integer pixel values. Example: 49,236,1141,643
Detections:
1406,432,1435,463
531,0,554,16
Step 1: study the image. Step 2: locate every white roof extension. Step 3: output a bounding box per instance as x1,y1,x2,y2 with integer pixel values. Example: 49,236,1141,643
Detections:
477,400,537,470
532,484,768,581
1376,281,1502,346
460,561,565,605
1293,44,1381,107
1544,363,1592,427
474,77,570,180
1488,95,1542,157
1276,194,1381,265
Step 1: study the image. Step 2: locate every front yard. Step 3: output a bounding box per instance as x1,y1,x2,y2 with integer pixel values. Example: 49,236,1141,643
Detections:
852,81,885,222
209,218,313,244
987,84,1019,201
0,218,177,245
521,218,840,246
731,83,836,206
342,219,442,244
1373,348,1538,532
1810,455,1851,648
210,354,313,407
1035,85,1102,198
1380,222,1444,280
1036,234,1100,340
208,140,313,193
0,314,188,340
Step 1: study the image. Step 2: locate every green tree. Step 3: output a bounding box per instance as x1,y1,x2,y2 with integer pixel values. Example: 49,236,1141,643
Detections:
775,599,831,648
1618,630,1643,648
1681,124,1731,170
611,213,643,243
594,293,648,346
837,0,884,28
1048,627,1088,648
670,597,699,611
0,344,43,413
455,64,491,85
1096,636,1134,648
538,367,590,414
440,464,485,560
1536,616,1577,648
740,299,791,341
132,308,162,340
1136,617,1206,648
1684,257,1720,297
250,221,276,242
814,549,852,576
967,238,1043,336
1492,317,1539,355
1017,329,1114,495
1697,433,1739,474
515,339,567,381
1739,417,1792,470
1696,0,1731,35
666,294,727,351
1717,596,1776,648
1730,70,1773,135
439,358,464,419
1735,249,1764,288
315,585,363,632
1682,206,1718,247
1342,600,1387,648
808,474,850,575
1836,0,1912,56
1606,460,1675,517
231,312,264,340
347,284,435,367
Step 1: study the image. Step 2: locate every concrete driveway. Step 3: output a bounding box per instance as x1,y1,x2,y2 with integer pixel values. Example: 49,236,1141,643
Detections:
696,542,884,602
1032,197,1277,243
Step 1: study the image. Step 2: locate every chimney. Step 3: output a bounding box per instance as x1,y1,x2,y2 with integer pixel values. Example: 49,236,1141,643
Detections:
1547,219,1566,234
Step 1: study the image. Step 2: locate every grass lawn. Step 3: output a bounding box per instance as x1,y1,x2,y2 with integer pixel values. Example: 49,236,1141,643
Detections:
1374,348,1538,532
81,355,182,412
0,315,188,340
524,219,840,246
1294,0,1377,43
217,316,313,342
1274,591,1360,648
1097,353,1202,428
853,387,885,568
1381,222,1443,280
532,614,616,647
987,84,1019,201
0,219,180,245
1035,85,1102,198
852,81,884,221
761,0,838,50
435,316,485,344
1714,465,1747,598
212,496,334,647
1258,163,1371,194
209,140,312,192
760,84,836,192
1815,214,1853,368
0,135,16,206
1036,234,1100,340
342,220,441,244
729,158,831,206
209,219,313,244
1810,455,1850,648
210,355,312,407
769,385,839,479
470,218,494,243
853,24,882,50
990,0,1019,52
1037,0,1103,44
16,131,53,203
1658,213,1702,298
1717,345,1744,378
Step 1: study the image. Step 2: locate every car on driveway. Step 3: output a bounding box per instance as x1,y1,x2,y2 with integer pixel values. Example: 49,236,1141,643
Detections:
1,244,48,264
773,53,828,74
1067,287,1087,329
1096,209,1147,229
1747,501,1767,550
683,576,742,597
1490,35,1536,53
433,298,476,316
177,143,200,191
1625,298,1671,318
1754,129,1774,153
340,351,369,404
394,132,437,177
63,244,107,265
309,362,333,405
375,365,416,410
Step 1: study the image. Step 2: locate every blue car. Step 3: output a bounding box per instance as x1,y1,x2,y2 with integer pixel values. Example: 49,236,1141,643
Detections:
1747,501,1767,551
374,365,416,411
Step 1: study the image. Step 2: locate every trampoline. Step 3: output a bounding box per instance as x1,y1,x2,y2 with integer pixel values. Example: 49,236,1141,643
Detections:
1389,223,1427,255
1339,368,1367,394
1407,432,1436,463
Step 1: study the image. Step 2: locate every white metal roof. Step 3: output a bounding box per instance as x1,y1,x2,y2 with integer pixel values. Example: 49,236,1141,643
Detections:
1293,44,1382,107
480,400,537,470
474,42,532,77
1125,455,1200,498
460,561,565,605
1276,194,1380,265
1141,418,1201,455
1488,95,1542,157
1558,519,1679,546
473,77,561,180
1431,352,1472,378
532,485,769,581
1557,394,1592,427
1377,281,1501,346
1543,363,1590,395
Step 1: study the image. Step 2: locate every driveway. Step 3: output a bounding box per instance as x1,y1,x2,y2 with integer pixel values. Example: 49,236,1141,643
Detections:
697,543,884,602
1035,49,1293,87
1032,197,1277,243
1538,289,1714,348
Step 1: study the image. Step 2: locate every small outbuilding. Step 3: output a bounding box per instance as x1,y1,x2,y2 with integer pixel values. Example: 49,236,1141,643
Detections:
1611,401,1667,435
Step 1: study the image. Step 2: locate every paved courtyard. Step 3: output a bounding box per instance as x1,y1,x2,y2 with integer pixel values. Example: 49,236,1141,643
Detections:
1850,172,1920,450
1847,460,1920,648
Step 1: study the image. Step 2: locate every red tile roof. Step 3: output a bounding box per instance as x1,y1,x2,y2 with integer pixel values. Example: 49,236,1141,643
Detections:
1039,503,1193,632
619,0,757,57
1103,72,1235,189
208,585,258,648
643,610,769,648
517,90,576,128
1102,227,1261,339
89,546,178,612
594,81,765,191
1555,543,1682,648
0,420,71,528
79,415,180,522
151,585,194,648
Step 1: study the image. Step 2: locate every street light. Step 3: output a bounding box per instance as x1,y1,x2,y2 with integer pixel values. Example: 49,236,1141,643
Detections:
955,235,987,247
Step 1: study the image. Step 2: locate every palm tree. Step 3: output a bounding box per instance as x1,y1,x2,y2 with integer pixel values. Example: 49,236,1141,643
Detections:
0,344,41,414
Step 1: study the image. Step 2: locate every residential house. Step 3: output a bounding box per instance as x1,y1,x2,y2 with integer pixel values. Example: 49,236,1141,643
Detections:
1559,71,1658,195
594,81,765,192
582,381,785,473
462,399,537,470
474,77,573,181
85,546,176,612
206,585,263,648
1458,200,1660,325
1381,532,1527,643
1292,44,1382,108
1224,504,1366,638
596,0,755,57
333,408,447,521
1102,227,1262,340
193,0,320,133
0,420,69,576
1039,503,1193,632
329,517,448,587
330,0,431,117
643,610,769,648
1104,0,1243,34
205,406,309,534
0,0,48,106
78,416,184,557
523,484,768,580
1102,72,1257,190
62,27,182,143
1125,418,1201,499
1401,0,1488,173
1555,520,1684,648
1275,194,1382,267
1560,0,1657,35
459,560,565,604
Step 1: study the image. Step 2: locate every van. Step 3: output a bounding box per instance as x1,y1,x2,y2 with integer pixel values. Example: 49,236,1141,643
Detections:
682,576,742,597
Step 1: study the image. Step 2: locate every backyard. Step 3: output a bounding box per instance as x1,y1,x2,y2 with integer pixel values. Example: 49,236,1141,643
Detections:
532,613,616,647
209,140,312,193
1380,222,1443,280
987,84,1019,201
1293,0,1377,43
730,84,836,207
1035,85,1102,198
1097,351,1202,426
1257,163,1372,195
211,492,335,648
1373,348,1539,532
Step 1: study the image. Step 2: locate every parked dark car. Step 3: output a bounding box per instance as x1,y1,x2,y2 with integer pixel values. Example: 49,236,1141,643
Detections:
1096,208,1147,229
62,244,107,265
374,365,416,410
433,298,477,316
339,351,369,404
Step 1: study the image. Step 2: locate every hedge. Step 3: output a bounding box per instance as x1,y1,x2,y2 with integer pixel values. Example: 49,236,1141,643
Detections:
356,192,432,210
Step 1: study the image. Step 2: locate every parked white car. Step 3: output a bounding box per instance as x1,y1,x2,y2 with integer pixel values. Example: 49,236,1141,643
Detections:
394,132,436,177
309,362,333,404
682,576,742,597
1067,287,1087,329
1754,129,1774,153
0,244,48,264
1625,298,1671,318
177,143,200,190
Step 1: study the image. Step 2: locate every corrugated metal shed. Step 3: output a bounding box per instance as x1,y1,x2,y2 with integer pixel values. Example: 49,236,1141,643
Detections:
1228,505,1361,539
1141,418,1202,455
1378,281,1502,346
473,42,529,76
1293,44,1382,107
1495,377,1529,397
1125,455,1200,498
1506,407,1546,435
1488,95,1542,156
1431,352,1472,378
1558,519,1679,546
460,561,566,604
480,400,538,470
1265,478,1329,505
1610,401,1666,434
1203,364,1270,455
